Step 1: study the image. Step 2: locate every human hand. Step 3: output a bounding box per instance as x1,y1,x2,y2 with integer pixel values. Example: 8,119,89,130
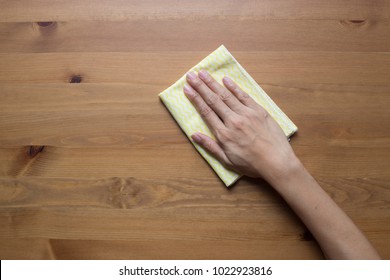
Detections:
183,70,301,183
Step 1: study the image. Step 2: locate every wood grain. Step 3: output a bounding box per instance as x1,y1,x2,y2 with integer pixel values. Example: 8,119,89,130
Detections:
0,52,389,84
0,177,388,259
0,83,389,148
0,146,389,179
0,238,323,260
1,0,389,22
0,177,388,218
0,20,389,53
0,0,389,259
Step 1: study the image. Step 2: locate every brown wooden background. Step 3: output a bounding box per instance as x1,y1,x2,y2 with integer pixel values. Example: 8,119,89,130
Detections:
0,0,389,259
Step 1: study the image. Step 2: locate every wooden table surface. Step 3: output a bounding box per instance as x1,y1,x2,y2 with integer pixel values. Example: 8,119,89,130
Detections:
0,0,389,260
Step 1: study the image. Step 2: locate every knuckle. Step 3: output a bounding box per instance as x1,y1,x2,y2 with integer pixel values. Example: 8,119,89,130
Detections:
199,106,212,118
239,91,250,100
203,75,213,84
186,90,196,100
205,94,219,106
242,91,250,98
192,77,203,88
204,141,214,153
245,108,258,118
230,116,244,128
223,109,231,117
190,93,201,103
220,90,231,101
215,128,230,142
256,106,269,119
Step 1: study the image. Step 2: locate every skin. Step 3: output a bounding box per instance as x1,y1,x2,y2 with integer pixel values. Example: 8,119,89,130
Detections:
183,70,380,259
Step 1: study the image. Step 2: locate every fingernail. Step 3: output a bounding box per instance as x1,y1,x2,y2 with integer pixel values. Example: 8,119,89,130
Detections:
223,76,233,86
198,69,208,79
186,71,197,81
191,133,201,142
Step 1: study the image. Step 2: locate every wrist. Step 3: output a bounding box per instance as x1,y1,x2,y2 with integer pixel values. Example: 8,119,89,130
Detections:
265,154,306,190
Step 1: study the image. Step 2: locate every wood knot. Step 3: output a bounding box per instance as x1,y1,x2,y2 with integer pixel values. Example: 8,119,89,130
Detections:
35,21,57,36
37,22,55,28
349,19,366,24
340,19,367,28
28,145,45,158
69,75,82,83
107,178,146,209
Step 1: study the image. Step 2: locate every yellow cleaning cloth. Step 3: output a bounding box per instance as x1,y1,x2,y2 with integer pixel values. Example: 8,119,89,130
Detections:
159,45,297,186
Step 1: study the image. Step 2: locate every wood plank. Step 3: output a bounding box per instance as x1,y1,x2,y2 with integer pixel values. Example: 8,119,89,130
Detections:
0,238,55,259
0,146,216,179
0,205,306,241
0,177,388,218
0,176,286,212
47,239,324,260
0,146,389,179
2,237,389,260
0,205,387,245
0,84,390,151
0,175,388,259
0,201,390,258
0,238,323,260
0,19,389,53
47,238,390,259
0,0,388,22
0,52,389,84
0,83,389,148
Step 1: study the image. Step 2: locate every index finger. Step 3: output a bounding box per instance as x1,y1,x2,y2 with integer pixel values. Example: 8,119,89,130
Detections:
183,83,225,134
198,70,246,113
186,71,233,121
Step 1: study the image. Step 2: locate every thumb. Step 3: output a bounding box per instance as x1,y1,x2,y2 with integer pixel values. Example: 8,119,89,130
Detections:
191,132,232,167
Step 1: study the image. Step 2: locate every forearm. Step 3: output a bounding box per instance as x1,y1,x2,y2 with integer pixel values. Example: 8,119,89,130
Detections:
267,159,380,259
182,71,380,259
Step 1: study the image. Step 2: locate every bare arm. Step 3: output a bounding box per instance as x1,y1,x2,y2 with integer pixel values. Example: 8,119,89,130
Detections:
183,70,380,259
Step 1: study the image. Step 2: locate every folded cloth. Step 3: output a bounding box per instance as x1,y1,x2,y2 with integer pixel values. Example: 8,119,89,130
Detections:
159,45,298,186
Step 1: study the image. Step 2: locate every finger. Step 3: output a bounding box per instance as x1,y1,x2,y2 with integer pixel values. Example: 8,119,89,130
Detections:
198,70,246,113
222,76,258,109
191,132,232,167
183,84,224,132
187,72,233,121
